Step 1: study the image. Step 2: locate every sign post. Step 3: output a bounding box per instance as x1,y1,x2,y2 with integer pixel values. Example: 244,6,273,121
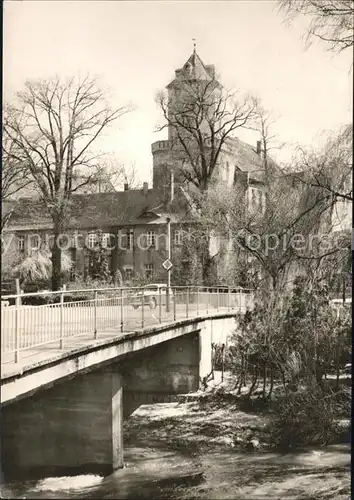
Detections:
164,217,173,312
162,258,173,312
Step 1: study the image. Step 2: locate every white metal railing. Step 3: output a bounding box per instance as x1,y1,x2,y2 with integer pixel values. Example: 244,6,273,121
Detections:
330,297,351,319
1,285,254,364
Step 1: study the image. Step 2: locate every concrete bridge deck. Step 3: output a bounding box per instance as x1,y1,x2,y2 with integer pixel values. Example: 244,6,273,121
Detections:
1,304,236,374
1,310,240,480
1,287,252,480
1,308,239,405
2,287,252,371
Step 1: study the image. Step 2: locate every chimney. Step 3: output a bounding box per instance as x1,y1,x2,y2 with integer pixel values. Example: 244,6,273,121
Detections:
143,182,148,195
124,183,129,191
256,141,262,155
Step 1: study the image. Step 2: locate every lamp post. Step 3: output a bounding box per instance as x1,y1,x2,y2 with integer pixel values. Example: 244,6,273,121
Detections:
166,217,171,312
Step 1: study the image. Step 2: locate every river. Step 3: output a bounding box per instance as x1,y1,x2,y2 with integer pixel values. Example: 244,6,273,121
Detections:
1,395,350,500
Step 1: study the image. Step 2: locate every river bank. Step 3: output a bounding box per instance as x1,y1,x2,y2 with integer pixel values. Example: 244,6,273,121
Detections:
1,373,351,499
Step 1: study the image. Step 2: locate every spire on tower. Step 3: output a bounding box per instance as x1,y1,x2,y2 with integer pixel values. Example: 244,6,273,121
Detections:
166,47,221,88
192,38,196,54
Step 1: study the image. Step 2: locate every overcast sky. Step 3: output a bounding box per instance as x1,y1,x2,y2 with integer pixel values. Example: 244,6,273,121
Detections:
4,0,352,185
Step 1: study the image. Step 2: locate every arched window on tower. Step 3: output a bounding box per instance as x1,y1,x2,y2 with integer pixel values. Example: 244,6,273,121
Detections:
184,62,193,77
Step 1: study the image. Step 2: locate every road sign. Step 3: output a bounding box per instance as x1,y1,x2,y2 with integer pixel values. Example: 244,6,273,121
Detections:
162,259,173,271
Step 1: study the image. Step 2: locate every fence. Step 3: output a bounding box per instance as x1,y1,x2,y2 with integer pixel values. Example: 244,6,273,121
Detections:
1,285,254,364
330,297,352,319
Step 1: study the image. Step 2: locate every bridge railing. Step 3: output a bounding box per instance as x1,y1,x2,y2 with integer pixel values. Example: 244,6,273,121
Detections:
1,285,254,364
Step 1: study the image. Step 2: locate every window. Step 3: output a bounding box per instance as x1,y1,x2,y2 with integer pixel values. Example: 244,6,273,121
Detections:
45,234,55,250
17,235,25,252
87,233,97,249
145,263,153,280
251,188,257,209
127,229,134,250
250,187,264,212
84,254,90,280
147,231,155,247
29,235,40,251
260,191,266,213
100,233,108,248
174,229,183,246
125,267,133,281
69,248,76,282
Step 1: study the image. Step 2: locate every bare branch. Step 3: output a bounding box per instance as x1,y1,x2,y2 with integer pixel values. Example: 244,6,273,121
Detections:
156,78,258,192
278,0,354,53
3,75,133,289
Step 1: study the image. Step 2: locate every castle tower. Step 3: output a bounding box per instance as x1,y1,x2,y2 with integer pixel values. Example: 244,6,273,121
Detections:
152,49,222,201
166,48,221,143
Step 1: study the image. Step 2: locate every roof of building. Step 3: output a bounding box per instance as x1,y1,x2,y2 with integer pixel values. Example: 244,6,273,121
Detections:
225,137,280,182
182,50,213,80
167,50,218,88
228,137,264,174
3,187,190,232
4,171,117,201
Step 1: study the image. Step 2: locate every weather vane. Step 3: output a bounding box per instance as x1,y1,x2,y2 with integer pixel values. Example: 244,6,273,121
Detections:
192,38,196,52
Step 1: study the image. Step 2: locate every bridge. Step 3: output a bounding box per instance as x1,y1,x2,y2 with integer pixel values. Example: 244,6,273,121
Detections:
1,285,253,481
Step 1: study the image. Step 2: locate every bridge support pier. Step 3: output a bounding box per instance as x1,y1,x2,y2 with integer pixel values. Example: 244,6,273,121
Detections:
1,318,225,482
119,331,200,417
1,369,123,480
120,328,213,415
199,320,213,383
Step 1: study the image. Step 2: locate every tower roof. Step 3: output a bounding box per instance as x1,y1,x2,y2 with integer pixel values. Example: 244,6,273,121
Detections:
167,50,218,88
181,50,213,80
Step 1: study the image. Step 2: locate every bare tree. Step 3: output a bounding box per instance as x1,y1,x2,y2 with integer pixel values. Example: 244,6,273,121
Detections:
278,0,354,53
294,125,352,299
223,118,351,296
2,141,33,200
2,106,34,230
176,106,349,292
4,75,132,290
252,105,286,175
293,124,353,203
90,159,139,193
156,77,258,284
156,78,258,191
206,126,341,296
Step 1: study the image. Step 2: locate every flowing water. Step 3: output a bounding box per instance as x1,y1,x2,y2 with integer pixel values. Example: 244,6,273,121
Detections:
1,399,351,499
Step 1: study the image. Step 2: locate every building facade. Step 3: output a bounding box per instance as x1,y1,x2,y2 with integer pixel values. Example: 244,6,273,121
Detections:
2,49,268,288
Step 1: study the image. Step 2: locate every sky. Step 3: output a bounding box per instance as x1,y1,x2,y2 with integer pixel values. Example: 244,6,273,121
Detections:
3,0,353,186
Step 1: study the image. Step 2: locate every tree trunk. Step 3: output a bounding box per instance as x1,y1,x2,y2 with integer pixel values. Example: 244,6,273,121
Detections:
335,344,340,391
51,244,62,291
315,364,324,388
248,367,258,398
233,376,240,392
201,234,217,286
342,275,346,304
262,362,267,399
243,357,248,387
280,371,288,395
237,353,245,395
267,368,274,399
202,256,216,286
51,217,64,291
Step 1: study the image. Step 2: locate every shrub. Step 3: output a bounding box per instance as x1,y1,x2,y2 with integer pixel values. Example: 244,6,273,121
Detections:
22,291,96,306
68,276,118,291
14,249,72,284
212,343,236,371
267,386,341,449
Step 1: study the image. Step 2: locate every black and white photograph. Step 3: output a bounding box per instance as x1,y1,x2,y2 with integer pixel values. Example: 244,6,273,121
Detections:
1,0,352,498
